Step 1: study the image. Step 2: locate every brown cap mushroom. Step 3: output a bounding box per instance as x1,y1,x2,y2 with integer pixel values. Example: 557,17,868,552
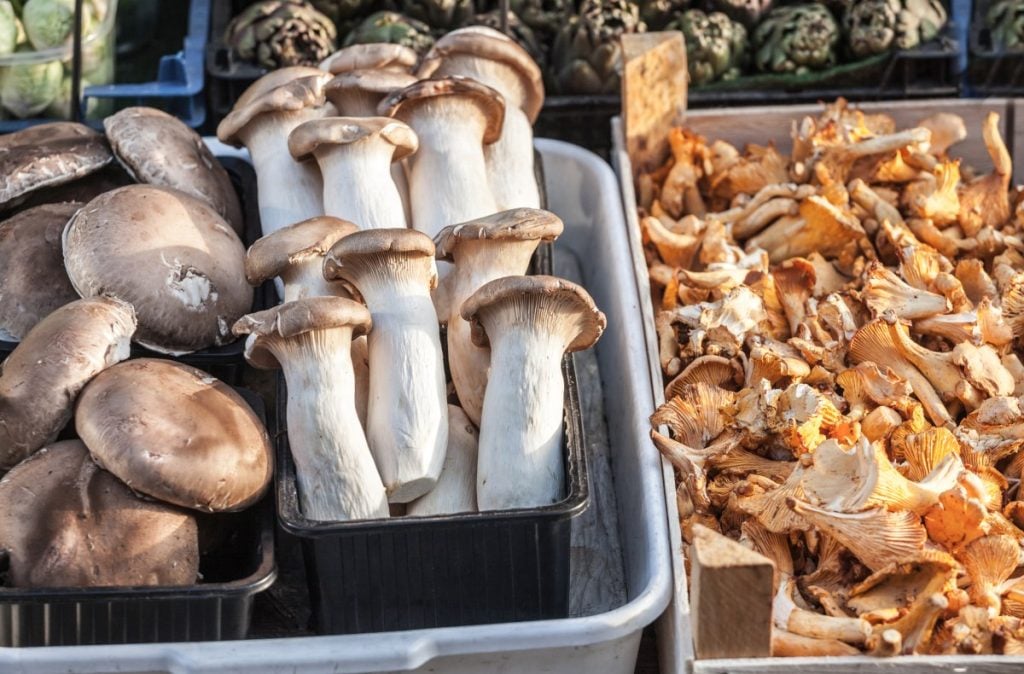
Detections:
75,359,273,513
0,297,137,470
379,76,505,145
325,70,419,117
0,440,199,588
63,185,253,355
217,68,332,147
0,122,112,209
320,43,418,75
0,202,82,340
104,106,245,235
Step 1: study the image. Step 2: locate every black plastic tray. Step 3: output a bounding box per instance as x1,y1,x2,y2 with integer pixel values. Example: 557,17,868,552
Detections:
969,0,1024,96
0,388,277,647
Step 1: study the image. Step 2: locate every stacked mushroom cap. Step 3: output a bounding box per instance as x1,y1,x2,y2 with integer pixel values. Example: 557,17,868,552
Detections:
641,99,1024,656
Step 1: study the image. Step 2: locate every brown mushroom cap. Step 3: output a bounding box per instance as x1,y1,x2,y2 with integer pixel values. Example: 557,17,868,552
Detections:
434,208,563,262
217,69,333,146
461,275,606,352
245,215,358,286
320,43,418,74
325,70,418,103
0,202,82,340
63,185,253,355
0,297,137,470
104,106,245,235
419,26,544,123
323,228,436,286
288,116,419,162
378,76,505,145
0,440,199,588
232,297,372,370
75,359,273,513
0,122,112,209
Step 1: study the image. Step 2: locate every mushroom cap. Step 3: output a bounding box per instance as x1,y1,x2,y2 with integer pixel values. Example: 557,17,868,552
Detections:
288,116,419,162
378,76,505,145
434,208,563,262
419,26,544,123
0,202,82,340
323,227,436,284
320,43,418,74
104,106,245,235
325,69,418,100
245,215,358,285
232,297,372,370
0,122,112,209
461,275,606,352
62,185,253,355
0,440,199,588
75,359,273,513
217,69,332,146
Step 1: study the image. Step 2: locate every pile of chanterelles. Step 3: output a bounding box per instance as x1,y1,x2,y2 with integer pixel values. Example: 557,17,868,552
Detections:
641,99,1024,657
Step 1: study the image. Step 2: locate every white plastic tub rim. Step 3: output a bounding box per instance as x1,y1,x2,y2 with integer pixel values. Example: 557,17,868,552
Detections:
0,138,673,674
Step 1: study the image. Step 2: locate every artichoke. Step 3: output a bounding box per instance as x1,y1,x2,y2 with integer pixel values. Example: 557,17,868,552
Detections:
843,0,946,58
639,0,688,31
400,0,474,30
308,0,377,24
225,0,337,70
671,9,747,85
1,53,63,118
753,3,838,74
706,0,773,28
471,9,546,67
989,0,1024,51
550,0,644,95
343,11,435,54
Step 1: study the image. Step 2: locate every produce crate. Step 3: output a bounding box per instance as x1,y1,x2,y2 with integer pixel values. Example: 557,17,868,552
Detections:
0,388,276,647
612,97,1023,673
968,0,1024,97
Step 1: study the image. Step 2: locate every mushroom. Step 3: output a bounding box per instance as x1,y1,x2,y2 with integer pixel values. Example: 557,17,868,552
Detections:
774,575,871,644
0,440,199,587
75,359,273,512
62,185,253,355
461,276,605,509
324,229,447,502
216,67,333,236
419,26,544,210
958,534,1020,611
320,43,418,76
288,116,417,230
0,122,112,210
325,70,419,117
0,202,82,340
104,106,244,234
861,261,950,320
0,297,135,470
406,404,479,517
233,297,387,521
434,208,563,425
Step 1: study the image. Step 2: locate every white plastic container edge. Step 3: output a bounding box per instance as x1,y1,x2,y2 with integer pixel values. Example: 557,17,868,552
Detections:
0,138,672,674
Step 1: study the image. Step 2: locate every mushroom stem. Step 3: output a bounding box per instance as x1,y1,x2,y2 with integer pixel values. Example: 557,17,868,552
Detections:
485,109,539,209
280,262,343,303
407,405,478,516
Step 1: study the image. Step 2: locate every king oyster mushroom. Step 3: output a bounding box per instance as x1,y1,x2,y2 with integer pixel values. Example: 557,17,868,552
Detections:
216,67,333,236
462,276,605,509
434,208,563,425
324,229,447,503
104,106,244,235
0,440,199,588
234,297,388,522
419,26,544,210
407,404,479,517
0,202,82,340
288,116,417,230
0,297,136,470
320,43,419,76
75,359,273,513
62,185,253,355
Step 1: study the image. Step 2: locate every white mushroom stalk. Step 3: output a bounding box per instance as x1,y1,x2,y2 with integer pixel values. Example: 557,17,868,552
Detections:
419,26,544,210
407,405,479,517
462,276,605,510
324,229,448,503
434,208,563,425
233,298,387,522
216,68,333,236
288,116,417,230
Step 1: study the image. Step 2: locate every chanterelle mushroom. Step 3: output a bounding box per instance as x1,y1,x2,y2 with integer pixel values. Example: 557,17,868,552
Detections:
462,275,605,509
0,122,111,209
323,228,447,503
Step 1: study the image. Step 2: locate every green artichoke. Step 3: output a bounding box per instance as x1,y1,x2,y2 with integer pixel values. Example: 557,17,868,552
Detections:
989,0,1024,50
1,53,62,118
343,11,435,54
471,9,546,67
843,0,946,57
671,9,747,85
400,0,474,30
225,0,338,70
639,0,688,31
706,0,773,28
753,3,838,74
308,0,377,24
550,0,644,95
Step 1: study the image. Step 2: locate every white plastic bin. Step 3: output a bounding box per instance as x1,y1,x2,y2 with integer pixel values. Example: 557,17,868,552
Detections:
0,138,673,674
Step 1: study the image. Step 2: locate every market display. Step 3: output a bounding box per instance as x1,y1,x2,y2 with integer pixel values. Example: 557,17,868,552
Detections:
641,99,1024,656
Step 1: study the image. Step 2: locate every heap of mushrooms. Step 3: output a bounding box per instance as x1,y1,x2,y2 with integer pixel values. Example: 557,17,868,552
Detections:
642,99,1024,656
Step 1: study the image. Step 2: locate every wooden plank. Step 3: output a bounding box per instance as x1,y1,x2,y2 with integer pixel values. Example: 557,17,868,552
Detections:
690,525,773,660
693,655,1024,673
621,32,688,179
